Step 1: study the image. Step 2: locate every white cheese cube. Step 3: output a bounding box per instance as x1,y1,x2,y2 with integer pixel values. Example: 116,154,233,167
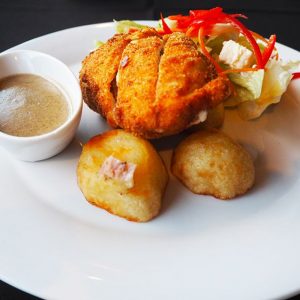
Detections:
219,40,254,69
99,155,136,188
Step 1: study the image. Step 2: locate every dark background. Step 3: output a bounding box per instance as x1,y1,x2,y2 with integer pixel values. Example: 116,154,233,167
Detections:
1,0,300,52
1,0,300,299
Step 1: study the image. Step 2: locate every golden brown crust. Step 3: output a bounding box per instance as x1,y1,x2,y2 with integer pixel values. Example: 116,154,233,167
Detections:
114,35,163,135
171,129,255,199
80,33,131,127
80,29,231,139
77,129,169,222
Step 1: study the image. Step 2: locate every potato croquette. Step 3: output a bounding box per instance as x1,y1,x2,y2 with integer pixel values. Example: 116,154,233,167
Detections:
77,129,168,222
171,129,255,199
80,28,231,139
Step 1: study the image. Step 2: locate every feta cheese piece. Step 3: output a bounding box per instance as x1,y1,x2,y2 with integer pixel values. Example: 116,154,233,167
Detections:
219,40,254,69
99,155,136,188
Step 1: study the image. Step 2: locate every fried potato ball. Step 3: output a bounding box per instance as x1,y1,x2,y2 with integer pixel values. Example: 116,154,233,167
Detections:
171,129,255,199
80,28,231,139
77,129,168,222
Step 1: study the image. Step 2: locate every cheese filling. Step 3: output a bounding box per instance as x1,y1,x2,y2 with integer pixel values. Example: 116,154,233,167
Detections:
99,155,136,188
188,110,208,127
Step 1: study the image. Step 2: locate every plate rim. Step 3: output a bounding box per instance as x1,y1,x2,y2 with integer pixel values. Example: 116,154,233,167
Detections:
1,21,300,300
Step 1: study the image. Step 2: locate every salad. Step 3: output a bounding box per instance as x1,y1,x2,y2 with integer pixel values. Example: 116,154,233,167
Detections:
114,7,299,120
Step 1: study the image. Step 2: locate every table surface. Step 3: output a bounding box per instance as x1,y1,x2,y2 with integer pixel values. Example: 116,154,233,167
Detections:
1,0,299,299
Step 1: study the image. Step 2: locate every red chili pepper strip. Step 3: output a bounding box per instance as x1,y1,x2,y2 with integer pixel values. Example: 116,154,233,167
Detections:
225,14,263,69
198,26,222,73
250,30,268,44
186,24,200,36
292,72,300,80
168,15,191,29
251,31,279,61
169,8,246,34
160,13,172,34
167,8,269,71
190,7,223,19
169,8,264,69
261,35,276,67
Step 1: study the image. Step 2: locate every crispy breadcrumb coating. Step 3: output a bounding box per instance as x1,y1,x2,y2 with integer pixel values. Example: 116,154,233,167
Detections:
80,28,231,138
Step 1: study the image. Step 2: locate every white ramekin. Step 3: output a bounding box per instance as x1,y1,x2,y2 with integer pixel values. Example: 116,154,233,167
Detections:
0,50,82,161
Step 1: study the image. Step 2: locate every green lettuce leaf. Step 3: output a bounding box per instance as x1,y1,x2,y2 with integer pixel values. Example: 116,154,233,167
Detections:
225,69,264,106
115,20,148,34
206,24,239,54
95,41,105,48
237,59,299,119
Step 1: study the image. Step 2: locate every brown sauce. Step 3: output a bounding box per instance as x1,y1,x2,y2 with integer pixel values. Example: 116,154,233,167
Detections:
0,74,70,137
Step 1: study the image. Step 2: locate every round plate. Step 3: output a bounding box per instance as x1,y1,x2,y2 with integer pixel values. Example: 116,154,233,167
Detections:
1,21,300,300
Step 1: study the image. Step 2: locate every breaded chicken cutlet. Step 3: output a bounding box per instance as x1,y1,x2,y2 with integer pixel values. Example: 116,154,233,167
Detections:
80,28,231,139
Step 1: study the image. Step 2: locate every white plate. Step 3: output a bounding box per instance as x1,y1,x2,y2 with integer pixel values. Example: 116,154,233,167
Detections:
1,21,300,300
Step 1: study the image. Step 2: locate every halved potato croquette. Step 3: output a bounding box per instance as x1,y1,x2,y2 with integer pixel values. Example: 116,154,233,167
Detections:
171,129,255,199
77,129,168,222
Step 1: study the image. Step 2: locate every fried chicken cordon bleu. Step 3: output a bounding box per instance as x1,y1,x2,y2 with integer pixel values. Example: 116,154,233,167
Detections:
80,28,231,139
